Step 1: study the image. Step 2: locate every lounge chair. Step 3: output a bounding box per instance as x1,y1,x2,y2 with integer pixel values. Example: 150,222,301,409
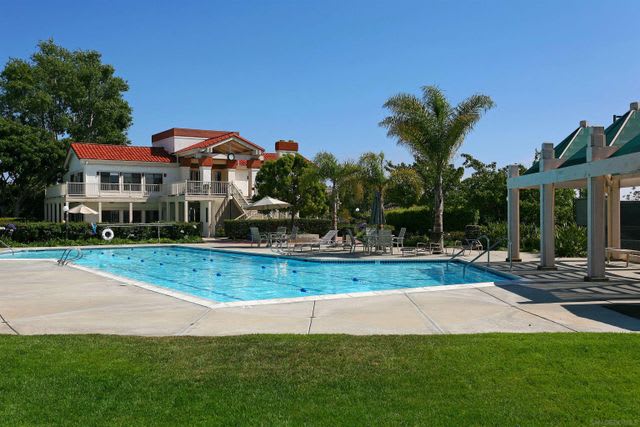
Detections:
362,228,377,253
297,229,338,252
428,231,444,254
249,227,268,247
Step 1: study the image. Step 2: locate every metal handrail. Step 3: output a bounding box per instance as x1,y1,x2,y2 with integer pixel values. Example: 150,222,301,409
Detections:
446,234,490,266
0,239,14,255
462,237,505,276
57,247,83,266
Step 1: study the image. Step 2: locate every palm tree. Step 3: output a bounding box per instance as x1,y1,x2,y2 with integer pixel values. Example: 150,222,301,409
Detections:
314,151,359,230
380,86,494,239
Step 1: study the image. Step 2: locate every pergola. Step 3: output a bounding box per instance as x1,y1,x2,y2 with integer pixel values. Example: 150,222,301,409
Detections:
507,102,640,281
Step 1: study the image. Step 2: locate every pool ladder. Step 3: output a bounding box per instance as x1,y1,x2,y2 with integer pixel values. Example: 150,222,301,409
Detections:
0,239,14,255
57,247,83,266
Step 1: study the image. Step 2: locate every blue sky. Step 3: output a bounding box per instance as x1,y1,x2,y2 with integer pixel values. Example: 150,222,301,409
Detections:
1,0,638,167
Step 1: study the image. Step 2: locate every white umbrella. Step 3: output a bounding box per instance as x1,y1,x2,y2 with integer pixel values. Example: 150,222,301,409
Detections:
247,196,291,211
67,204,98,215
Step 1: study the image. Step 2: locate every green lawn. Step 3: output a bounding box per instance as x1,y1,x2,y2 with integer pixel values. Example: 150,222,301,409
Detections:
0,334,638,425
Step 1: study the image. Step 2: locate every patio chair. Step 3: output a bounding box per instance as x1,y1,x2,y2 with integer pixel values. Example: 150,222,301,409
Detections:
392,227,406,253
249,227,268,247
377,229,393,253
362,228,378,253
343,229,357,253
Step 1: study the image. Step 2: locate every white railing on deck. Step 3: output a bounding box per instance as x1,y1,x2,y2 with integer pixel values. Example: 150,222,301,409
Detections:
170,181,229,196
51,182,166,198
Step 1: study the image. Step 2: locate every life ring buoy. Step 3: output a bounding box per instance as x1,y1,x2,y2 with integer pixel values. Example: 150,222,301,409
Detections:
101,228,114,241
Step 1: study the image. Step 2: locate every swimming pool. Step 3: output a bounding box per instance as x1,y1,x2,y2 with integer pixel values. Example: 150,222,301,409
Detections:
0,246,511,303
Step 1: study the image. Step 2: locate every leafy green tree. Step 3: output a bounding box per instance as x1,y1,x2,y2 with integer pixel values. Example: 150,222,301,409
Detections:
0,118,66,216
0,40,133,218
0,39,132,144
313,151,359,230
254,154,328,225
380,86,494,237
385,166,423,208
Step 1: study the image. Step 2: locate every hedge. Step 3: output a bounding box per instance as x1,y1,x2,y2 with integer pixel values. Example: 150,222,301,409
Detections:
385,206,476,234
0,221,201,243
224,219,331,240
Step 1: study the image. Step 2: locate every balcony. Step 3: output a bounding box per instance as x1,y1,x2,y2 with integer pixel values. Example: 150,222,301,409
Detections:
170,181,229,196
45,181,234,199
45,182,166,199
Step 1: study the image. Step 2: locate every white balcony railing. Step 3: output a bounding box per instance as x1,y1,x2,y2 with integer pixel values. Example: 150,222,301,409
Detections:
46,181,233,199
170,181,229,196
48,182,166,199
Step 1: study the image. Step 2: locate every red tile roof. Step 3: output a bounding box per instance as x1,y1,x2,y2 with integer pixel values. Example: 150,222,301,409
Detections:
263,153,279,161
175,132,265,154
71,143,174,163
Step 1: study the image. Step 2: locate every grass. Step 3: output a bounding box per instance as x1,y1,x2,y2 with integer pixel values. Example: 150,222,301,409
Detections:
0,334,638,425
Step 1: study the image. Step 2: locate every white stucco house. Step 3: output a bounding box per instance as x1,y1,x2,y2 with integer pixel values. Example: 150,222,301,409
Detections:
44,128,300,236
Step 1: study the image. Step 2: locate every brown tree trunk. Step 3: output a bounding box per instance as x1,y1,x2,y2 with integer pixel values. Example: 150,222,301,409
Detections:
332,183,338,231
433,173,444,237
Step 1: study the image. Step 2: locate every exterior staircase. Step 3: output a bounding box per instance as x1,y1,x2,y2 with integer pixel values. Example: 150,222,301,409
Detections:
228,183,257,220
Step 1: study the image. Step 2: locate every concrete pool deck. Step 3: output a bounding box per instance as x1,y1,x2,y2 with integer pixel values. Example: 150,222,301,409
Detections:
1,242,640,335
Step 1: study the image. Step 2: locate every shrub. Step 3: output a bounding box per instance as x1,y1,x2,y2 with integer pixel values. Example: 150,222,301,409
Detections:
555,223,587,257
0,221,201,244
385,205,476,235
224,218,331,240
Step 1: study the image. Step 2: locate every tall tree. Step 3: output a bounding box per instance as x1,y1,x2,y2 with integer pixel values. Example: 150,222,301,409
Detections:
380,86,494,238
313,151,359,230
254,154,328,225
0,40,133,217
385,165,423,208
358,152,389,227
0,118,66,216
0,39,132,144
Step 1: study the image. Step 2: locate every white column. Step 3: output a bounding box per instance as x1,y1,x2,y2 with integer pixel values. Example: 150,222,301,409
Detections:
165,201,170,221
174,201,179,222
539,142,556,270
607,178,621,249
98,202,102,223
200,201,207,237
184,201,189,223
586,127,607,281
128,202,133,223
507,165,522,262
118,210,123,223
141,210,146,224
208,200,213,237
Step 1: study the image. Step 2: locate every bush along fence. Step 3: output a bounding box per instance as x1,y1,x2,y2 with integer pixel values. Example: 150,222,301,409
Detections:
224,219,331,240
0,221,201,244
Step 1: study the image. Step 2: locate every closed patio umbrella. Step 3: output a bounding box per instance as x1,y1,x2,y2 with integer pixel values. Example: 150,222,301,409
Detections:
67,204,98,215
370,191,385,229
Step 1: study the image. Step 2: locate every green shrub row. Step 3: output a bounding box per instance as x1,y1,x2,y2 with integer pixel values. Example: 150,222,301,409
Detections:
385,206,476,234
224,219,331,240
0,221,201,243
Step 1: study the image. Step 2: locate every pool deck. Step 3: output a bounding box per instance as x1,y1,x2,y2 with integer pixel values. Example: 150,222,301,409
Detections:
1,241,640,335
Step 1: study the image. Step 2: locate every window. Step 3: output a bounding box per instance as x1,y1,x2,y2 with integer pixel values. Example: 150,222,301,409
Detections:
213,171,222,182
123,173,142,191
132,210,142,223
101,210,120,223
190,169,200,181
145,173,163,185
146,210,159,222
100,172,119,191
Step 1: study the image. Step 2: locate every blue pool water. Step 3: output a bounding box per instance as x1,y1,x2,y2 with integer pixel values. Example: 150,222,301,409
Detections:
0,246,510,302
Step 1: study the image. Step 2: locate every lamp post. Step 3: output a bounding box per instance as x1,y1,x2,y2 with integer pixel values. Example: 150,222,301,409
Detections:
63,205,69,240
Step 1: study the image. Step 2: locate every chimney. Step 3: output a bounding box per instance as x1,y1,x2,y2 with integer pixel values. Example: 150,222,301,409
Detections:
631,102,640,111
579,120,588,128
275,140,299,154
